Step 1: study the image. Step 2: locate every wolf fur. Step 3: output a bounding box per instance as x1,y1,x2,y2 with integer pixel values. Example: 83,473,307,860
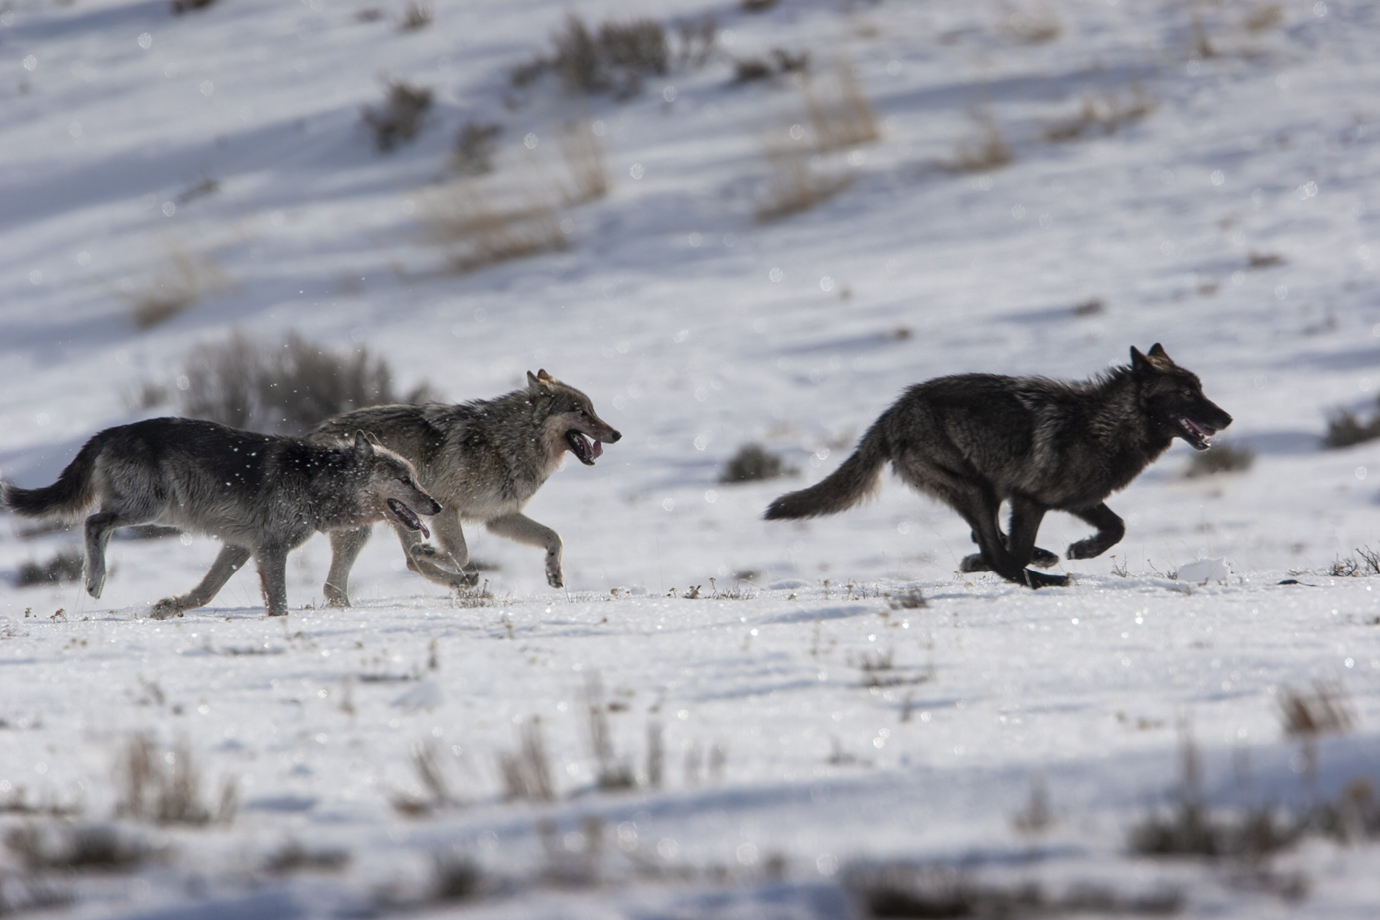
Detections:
308,369,621,605
0,417,441,618
765,345,1233,588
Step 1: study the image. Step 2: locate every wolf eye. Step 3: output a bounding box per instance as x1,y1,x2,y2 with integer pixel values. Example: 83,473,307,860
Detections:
1181,387,1193,398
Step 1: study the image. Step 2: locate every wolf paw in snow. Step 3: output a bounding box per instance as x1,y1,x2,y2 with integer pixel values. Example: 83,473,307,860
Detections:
150,598,184,620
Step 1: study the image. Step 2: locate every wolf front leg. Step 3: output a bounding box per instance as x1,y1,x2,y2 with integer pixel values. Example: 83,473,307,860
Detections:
152,544,253,620
486,513,564,588
394,510,479,589
324,526,371,607
1066,502,1126,560
255,546,291,617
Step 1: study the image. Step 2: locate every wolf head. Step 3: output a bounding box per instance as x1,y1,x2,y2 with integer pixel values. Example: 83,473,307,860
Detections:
352,432,443,535
1131,344,1233,451
527,369,622,466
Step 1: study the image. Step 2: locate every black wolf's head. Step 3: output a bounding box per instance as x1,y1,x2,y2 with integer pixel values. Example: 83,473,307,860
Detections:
528,369,622,467
1131,344,1233,451
353,432,443,535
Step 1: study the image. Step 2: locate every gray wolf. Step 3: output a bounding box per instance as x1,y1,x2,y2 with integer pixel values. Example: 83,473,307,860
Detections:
1,418,441,618
765,345,1233,588
308,369,621,605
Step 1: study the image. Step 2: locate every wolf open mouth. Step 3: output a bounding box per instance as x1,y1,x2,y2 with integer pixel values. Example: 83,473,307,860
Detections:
1177,416,1217,451
388,498,430,538
565,430,604,466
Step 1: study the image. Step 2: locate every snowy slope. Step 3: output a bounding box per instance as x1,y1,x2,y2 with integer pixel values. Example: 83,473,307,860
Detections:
2,0,1379,916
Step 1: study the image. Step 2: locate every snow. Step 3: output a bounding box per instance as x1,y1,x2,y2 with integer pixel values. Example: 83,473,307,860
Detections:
2,0,1380,916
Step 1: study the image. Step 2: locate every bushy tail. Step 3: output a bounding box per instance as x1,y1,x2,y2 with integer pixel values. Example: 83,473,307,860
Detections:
1,434,104,520
764,423,889,520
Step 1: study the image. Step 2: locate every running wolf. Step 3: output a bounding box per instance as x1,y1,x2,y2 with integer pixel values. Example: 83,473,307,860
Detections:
308,369,621,605
0,418,441,618
765,345,1232,588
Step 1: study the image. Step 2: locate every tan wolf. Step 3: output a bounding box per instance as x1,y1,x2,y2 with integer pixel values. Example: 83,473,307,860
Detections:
309,369,621,604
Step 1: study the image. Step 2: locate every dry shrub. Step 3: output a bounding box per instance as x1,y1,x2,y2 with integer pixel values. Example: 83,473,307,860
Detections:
557,119,609,205
521,14,668,98
673,14,718,69
720,443,793,482
1243,3,1283,34
584,676,635,791
997,2,1062,45
451,121,502,176
1247,250,1285,269
362,79,433,152
172,330,434,435
263,838,351,874
171,0,217,13
844,863,1182,917
943,108,1012,173
15,550,84,588
419,180,567,275
1323,398,1380,449
1043,84,1156,142
802,59,879,152
741,0,779,12
497,719,556,802
431,850,487,902
115,735,236,826
5,822,152,873
397,1,432,31
1183,440,1254,478
1277,681,1354,740
754,132,853,222
732,48,809,84
127,244,233,329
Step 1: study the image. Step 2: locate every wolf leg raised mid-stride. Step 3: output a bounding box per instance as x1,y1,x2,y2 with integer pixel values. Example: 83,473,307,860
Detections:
0,418,440,618
309,369,621,605
765,344,1233,589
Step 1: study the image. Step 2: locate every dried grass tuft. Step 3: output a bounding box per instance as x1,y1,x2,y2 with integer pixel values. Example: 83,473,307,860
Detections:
419,181,567,275
943,108,1012,173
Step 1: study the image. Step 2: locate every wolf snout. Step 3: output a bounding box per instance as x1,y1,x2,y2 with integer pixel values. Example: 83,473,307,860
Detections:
606,428,622,443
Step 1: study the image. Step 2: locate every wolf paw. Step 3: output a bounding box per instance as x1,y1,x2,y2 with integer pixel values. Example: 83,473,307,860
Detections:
1023,570,1070,589
1066,539,1108,560
150,598,183,620
449,570,480,590
1029,547,1059,568
323,587,351,608
547,571,564,589
959,553,991,573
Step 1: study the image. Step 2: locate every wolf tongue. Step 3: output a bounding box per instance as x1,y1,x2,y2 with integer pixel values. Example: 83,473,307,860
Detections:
590,440,603,460
419,521,430,539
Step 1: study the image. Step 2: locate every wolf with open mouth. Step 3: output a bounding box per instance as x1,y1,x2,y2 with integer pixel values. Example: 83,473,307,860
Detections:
309,369,621,604
766,344,1232,589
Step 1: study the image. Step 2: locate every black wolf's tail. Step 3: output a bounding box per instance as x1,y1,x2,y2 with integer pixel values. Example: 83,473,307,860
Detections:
764,422,889,520
1,434,104,520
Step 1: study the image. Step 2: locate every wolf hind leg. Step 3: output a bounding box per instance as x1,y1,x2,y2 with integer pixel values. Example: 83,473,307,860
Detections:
486,513,563,588
255,546,290,617
1066,502,1125,560
82,499,163,598
950,487,1066,589
153,544,252,619
324,526,371,607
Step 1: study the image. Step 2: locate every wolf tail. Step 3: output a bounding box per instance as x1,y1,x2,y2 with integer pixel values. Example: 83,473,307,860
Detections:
764,421,889,520
1,433,104,520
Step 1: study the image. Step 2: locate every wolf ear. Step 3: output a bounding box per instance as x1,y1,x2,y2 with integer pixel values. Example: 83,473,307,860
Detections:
353,431,374,463
527,369,555,394
1130,346,1151,373
1147,342,1171,363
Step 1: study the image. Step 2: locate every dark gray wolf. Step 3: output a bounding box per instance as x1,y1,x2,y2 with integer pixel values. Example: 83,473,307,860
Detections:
1,418,441,618
308,369,621,605
765,345,1232,588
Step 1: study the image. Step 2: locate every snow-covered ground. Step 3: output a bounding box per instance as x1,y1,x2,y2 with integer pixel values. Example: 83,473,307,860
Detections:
2,0,1379,916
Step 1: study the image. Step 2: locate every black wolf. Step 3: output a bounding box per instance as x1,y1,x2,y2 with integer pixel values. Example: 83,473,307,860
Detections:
1,418,441,617
308,369,621,605
765,345,1233,588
